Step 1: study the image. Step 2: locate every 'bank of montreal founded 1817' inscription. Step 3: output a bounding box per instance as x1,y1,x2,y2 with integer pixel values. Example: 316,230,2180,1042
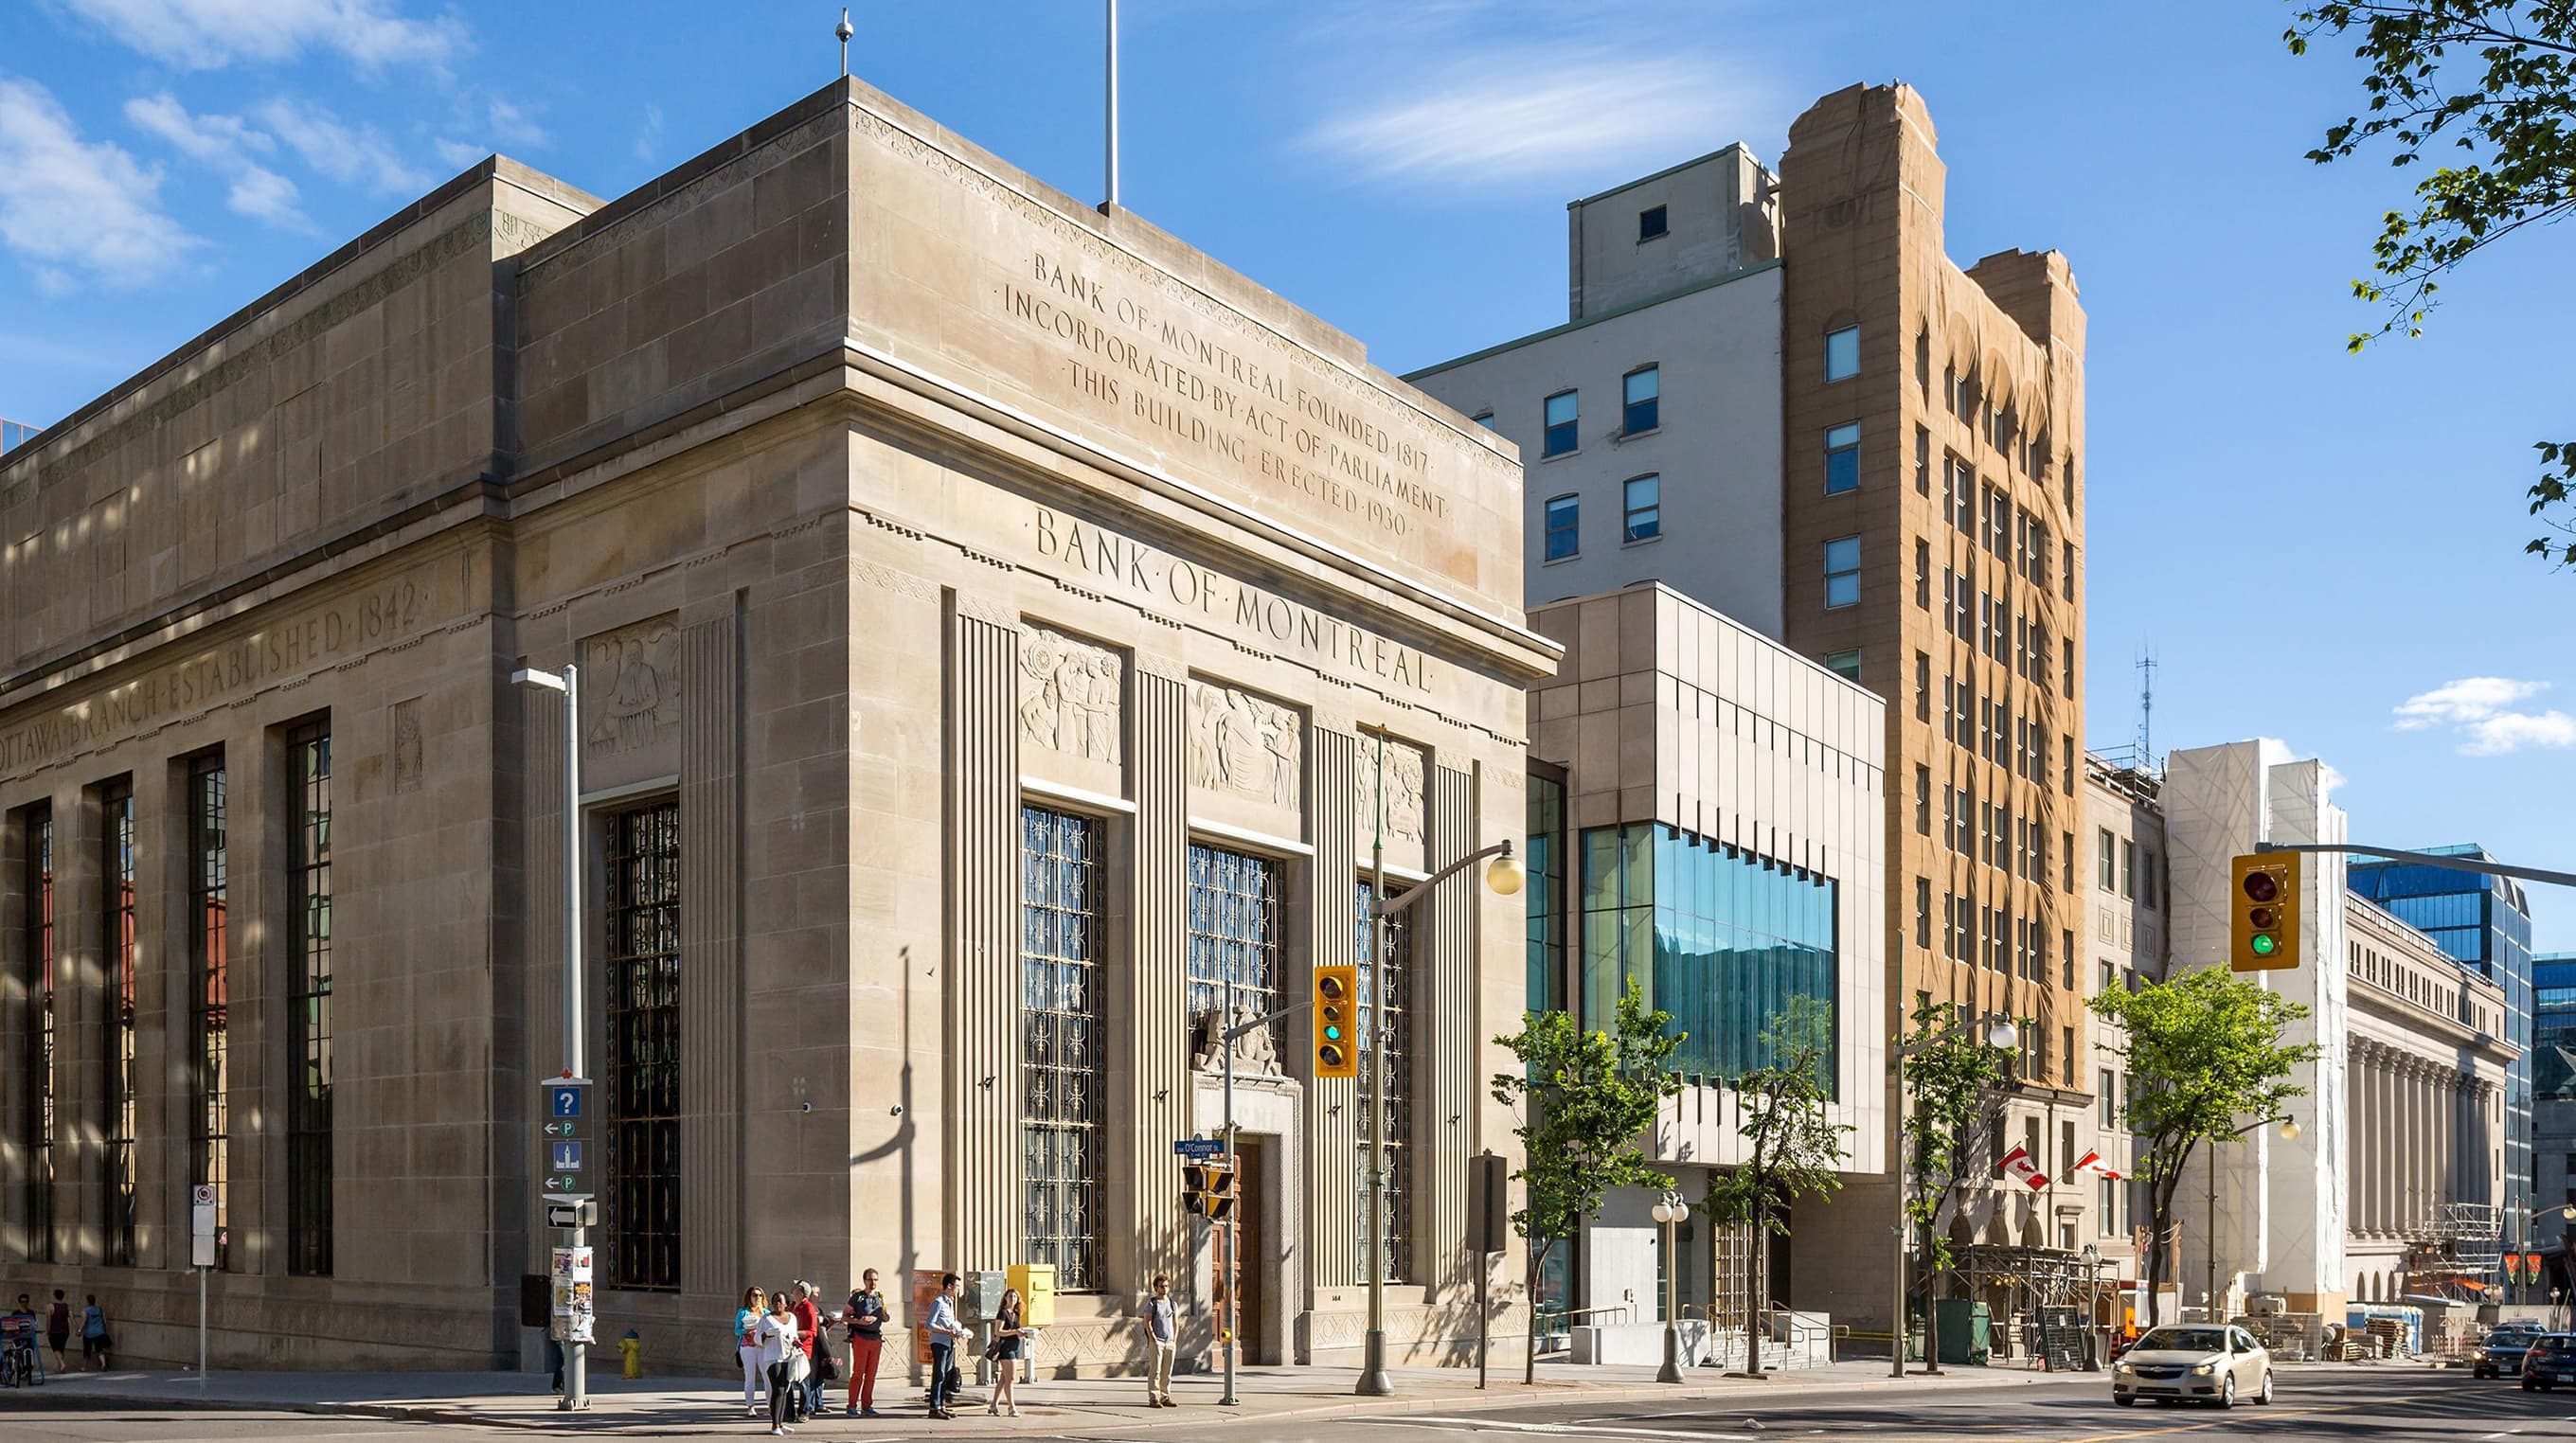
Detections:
1001,250,1452,543
1032,505,1434,695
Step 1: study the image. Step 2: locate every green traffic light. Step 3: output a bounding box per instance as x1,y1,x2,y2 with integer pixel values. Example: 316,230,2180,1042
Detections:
1324,1024,1343,1041
2251,934,2278,956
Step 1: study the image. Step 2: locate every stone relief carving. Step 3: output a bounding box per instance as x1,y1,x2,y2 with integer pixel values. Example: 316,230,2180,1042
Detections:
1357,737,1425,846
1016,623,1123,765
1191,1006,1281,1078
582,618,680,756
390,697,424,794
1189,681,1300,808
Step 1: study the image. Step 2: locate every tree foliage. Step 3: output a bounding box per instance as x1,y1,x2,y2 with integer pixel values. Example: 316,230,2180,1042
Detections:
2090,970,2319,1326
1704,996,1849,1378
1491,978,1683,1383
1897,1000,2012,1281
2282,2,2576,562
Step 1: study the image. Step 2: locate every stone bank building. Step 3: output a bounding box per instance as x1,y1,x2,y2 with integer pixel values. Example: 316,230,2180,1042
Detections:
0,81,1550,1371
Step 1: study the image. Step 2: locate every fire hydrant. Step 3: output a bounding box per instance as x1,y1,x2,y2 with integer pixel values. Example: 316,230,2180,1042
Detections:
618,1328,642,1380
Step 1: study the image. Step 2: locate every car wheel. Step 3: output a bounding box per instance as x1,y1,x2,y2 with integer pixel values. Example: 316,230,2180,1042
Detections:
2113,1398,2136,1408
2525,1379,2538,1392
2258,1371,2274,1406
2217,1375,2237,1410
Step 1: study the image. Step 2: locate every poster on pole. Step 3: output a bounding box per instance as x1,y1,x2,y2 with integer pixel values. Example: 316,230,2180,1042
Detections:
549,1245,596,1344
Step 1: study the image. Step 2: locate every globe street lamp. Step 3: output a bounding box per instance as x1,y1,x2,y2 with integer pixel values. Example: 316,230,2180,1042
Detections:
1652,1192,1689,1382
1888,1014,2018,1377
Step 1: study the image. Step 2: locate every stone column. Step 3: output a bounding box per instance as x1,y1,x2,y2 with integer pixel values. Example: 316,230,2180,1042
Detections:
678,610,744,1295
942,599,1023,1272
1122,661,1191,1290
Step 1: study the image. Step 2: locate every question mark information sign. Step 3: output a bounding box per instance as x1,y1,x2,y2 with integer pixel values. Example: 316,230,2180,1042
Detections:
542,1078,594,1207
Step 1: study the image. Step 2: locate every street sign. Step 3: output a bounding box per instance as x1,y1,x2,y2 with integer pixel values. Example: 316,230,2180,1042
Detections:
542,1120,579,1137
190,1184,218,1270
546,1079,591,1118
1172,1137,1225,1161
546,1200,598,1230
549,1139,585,1172
540,1079,593,1216
544,1175,585,1193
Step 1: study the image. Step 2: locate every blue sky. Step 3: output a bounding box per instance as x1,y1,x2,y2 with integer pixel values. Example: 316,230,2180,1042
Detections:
5,0,2572,945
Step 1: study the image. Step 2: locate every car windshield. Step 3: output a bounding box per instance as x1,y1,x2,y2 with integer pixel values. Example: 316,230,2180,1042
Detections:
2136,1327,2225,1353
2493,1329,2541,1345
2531,1335,2576,1356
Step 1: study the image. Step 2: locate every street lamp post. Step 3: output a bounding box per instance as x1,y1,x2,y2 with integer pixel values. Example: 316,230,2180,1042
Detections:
510,662,585,1412
1652,1193,1687,1381
2205,1116,2299,1324
1887,1014,2019,1378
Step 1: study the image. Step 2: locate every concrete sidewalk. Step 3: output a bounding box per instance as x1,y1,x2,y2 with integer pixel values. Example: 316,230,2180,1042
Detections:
0,1358,2052,1435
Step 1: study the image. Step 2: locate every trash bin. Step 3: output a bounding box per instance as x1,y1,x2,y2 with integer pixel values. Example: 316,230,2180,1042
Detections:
1935,1299,1991,1365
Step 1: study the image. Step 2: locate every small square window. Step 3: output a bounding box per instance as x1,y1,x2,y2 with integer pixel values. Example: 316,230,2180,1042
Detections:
1822,535,1860,609
1544,494,1579,561
1825,649,1860,683
1622,474,1660,544
1543,391,1578,457
1622,365,1659,435
1471,410,1496,430
1637,205,1668,241
1824,421,1860,494
1824,325,1859,383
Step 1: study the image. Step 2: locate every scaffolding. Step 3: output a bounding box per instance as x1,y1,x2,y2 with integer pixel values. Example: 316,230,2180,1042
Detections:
2405,1202,2505,1299
1917,1243,2119,1362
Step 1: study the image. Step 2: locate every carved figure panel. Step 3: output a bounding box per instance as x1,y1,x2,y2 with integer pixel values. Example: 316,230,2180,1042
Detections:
1189,680,1301,810
582,618,681,757
1356,736,1426,850
1017,622,1124,765
390,697,424,794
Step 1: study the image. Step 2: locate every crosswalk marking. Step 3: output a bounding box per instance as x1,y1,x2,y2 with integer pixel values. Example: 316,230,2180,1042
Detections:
1358,1415,1754,1441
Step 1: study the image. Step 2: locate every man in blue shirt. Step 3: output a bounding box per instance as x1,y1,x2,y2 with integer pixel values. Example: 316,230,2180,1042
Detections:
923,1274,970,1419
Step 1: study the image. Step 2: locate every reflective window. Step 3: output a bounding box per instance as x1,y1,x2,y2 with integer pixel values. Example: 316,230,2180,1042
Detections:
1543,390,1579,456
1354,879,1415,1282
1623,366,1660,435
1577,824,1838,1090
1623,474,1660,543
1188,845,1285,1060
188,757,230,1270
1824,422,1860,494
1823,536,1861,609
100,777,135,1267
1023,805,1107,1292
1825,649,1860,683
1545,494,1579,561
1824,325,1859,383
1527,771,1567,1014
603,797,681,1292
286,722,333,1276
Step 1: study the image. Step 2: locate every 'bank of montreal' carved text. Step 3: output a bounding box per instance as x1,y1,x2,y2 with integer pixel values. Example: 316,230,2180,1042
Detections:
1031,505,1435,696
1002,250,1452,543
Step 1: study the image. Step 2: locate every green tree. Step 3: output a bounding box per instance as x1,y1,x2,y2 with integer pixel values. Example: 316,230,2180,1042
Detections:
2281,3,2576,561
1491,977,1684,1384
1704,996,1850,1379
1896,1000,2013,1365
2089,970,2320,1327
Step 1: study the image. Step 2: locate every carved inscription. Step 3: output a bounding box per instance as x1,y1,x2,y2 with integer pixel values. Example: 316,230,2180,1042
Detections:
1029,504,1435,695
582,618,680,756
1189,681,1300,809
1001,250,1453,543
1016,622,1123,765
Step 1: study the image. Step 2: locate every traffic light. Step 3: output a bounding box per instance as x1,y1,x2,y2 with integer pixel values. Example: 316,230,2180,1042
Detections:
1183,1160,1237,1221
2230,851,2303,971
1314,964,1358,1078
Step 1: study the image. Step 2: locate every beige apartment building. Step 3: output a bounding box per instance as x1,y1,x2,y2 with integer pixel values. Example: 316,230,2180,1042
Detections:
0,80,1552,1372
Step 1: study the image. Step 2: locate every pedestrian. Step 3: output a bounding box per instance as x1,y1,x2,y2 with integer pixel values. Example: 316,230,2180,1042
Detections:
924,1273,970,1420
545,1333,564,1394
986,1286,1024,1417
1142,1274,1177,1408
736,1285,768,1415
45,1291,67,1375
791,1282,829,1420
79,1294,108,1370
760,1292,803,1436
843,1268,888,1417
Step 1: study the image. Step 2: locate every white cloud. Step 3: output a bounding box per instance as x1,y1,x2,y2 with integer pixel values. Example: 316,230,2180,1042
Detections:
125,92,308,228
485,98,546,151
0,78,199,288
634,103,664,165
226,164,303,223
254,97,432,194
431,137,487,169
61,0,466,73
2392,676,2576,756
1299,47,1771,190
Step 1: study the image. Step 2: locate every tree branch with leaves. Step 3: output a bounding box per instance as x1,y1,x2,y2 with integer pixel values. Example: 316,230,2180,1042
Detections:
1896,1000,2012,1356
1704,995,1850,1379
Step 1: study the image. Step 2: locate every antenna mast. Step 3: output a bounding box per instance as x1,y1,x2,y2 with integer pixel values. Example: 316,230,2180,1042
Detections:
1103,0,1120,209
2137,644,2158,775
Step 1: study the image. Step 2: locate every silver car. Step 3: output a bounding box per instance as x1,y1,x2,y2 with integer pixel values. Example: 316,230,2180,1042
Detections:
2111,1325,2275,1408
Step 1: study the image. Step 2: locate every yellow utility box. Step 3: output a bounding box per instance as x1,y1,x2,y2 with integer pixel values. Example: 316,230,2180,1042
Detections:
1007,1263,1056,1327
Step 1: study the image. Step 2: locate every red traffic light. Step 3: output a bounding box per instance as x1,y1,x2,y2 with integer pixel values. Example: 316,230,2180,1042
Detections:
2243,871,2280,903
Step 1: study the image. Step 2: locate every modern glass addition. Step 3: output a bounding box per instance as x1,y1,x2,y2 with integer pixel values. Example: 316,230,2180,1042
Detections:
1824,422,1860,494
286,722,333,1277
1354,879,1414,1283
1187,844,1285,1062
1578,823,1838,1090
1823,536,1861,609
1545,494,1579,561
1623,474,1660,543
18,806,51,1262
1622,366,1659,435
1526,769,1567,1014
1824,325,1859,383
188,757,231,1270
100,777,136,1267
1022,805,1106,1292
603,798,682,1292
1543,390,1579,457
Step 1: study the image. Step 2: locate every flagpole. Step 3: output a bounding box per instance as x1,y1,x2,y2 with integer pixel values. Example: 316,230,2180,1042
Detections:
1102,0,1119,208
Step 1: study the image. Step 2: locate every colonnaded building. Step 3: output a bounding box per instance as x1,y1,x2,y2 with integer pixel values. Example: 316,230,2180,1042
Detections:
0,80,1553,1371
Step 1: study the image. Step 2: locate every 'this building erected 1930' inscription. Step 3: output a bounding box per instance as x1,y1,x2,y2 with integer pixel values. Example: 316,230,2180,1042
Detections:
1002,250,1453,544
1029,504,1435,695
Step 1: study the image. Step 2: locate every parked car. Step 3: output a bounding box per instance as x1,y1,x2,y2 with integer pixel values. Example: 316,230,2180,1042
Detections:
2523,1334,2576,1391
2111,1325,2275,1408
2476,1324,2549,1379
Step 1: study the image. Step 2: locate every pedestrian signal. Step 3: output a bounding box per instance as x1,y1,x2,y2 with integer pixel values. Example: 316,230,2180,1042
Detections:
1183,1160,1238,1221
2230,852,2302,971
1314,964,1358,1078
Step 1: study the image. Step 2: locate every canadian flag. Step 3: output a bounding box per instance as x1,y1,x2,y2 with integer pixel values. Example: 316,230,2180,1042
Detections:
2071,1149,2125,1183
1997,1144,2050,1191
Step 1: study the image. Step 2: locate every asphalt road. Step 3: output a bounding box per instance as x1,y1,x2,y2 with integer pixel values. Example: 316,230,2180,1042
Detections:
0,1368,2559,1443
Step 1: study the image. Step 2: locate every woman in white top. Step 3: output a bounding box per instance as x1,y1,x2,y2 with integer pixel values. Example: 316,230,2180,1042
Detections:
760,1292,802,1435
735,1286,767,1415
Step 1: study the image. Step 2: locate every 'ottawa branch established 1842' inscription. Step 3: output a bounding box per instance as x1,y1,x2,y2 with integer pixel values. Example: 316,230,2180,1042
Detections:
1030,504,1434,695
1002,250,1452,543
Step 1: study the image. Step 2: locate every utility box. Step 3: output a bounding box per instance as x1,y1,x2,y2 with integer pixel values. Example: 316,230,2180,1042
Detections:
1008,1263,1056,1327
1935,1299,1991,1365
963,1271,1006,1322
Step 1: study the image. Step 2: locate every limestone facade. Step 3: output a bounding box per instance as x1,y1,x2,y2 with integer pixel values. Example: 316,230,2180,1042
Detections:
0,80,1551,1373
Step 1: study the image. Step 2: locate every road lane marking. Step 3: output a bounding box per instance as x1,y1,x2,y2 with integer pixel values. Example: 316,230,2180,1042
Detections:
1358,1416,1753,1441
